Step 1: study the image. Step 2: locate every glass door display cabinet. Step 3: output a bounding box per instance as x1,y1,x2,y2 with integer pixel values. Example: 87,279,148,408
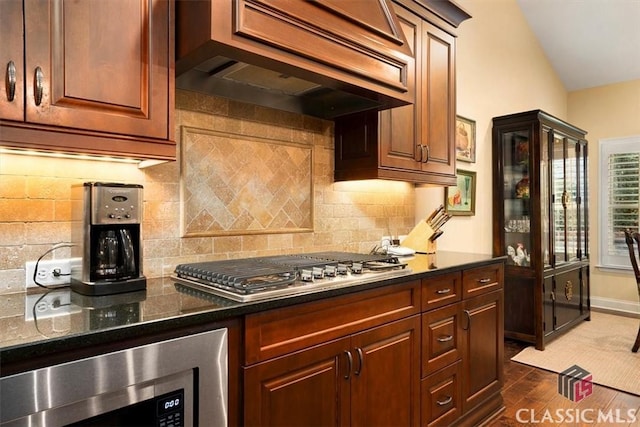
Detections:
492,110,589,350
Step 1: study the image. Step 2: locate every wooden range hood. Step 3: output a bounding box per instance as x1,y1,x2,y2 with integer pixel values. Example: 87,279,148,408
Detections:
175,0,418,119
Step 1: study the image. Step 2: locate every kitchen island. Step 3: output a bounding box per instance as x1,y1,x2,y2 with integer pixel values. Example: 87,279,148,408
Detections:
1,251,505,426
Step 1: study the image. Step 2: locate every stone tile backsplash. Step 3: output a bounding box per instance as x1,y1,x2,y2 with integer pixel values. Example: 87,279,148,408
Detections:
0,90,415,294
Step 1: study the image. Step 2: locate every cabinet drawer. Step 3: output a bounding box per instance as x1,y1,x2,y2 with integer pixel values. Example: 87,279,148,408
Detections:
245,281,421,364
462,263,503,298
421,272,461,311
421,361,462,427
422,303,462,377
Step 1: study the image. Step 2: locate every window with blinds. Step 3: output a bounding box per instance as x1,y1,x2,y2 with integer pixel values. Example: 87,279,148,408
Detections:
599,136,640,269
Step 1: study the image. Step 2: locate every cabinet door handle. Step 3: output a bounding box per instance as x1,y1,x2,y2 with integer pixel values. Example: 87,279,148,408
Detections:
463,309,471,330
416,144,423,162
344,350,353,380
5,61,16,102
354,347,364,376
422,145,430,163
33,66,44,106
437,335,453,343
435,288,451,295
436,396,453,406
478,278,492,284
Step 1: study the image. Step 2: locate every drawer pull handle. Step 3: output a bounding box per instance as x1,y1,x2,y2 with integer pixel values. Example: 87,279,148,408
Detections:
6,61,16,102
437,335,453,343
344,350,353,380
354,347,364,376
437,396,453,406
33,66,44,106
435,288,451,295
478,278,492,284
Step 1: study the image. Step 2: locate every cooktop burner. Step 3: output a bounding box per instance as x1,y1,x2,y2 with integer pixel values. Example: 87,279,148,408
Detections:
172,251,410,302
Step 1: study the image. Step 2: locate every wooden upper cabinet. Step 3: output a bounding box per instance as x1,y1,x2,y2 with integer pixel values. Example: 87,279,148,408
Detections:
25,0,170,139
334,0,467,185
418,21,456,181
0,1,24,122
377,6,421,172
1,0,175,160
379,15,456,183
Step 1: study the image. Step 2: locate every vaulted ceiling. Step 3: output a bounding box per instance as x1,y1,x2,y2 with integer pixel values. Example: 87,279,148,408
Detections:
516,0,640,91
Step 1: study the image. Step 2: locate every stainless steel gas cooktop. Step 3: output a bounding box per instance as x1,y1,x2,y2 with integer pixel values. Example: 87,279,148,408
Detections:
172,251,410,302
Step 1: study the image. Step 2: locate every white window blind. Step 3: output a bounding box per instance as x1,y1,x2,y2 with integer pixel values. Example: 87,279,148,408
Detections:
599,136,640,269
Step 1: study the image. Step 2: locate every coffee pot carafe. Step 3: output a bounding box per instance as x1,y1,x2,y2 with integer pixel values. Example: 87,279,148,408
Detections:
71,182,146,296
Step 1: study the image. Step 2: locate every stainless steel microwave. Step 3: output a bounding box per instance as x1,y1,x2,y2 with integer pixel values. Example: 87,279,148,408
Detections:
1,329,227,426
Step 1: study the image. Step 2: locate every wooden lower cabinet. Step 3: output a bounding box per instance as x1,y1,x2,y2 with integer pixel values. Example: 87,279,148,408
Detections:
244,337,350,426
242,262,504,426
461,289,504,414
244,316,421,426
421,263,504,426
422,361,462,427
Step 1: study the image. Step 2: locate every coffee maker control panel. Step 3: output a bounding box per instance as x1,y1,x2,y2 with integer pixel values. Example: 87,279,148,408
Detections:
91,183,143,225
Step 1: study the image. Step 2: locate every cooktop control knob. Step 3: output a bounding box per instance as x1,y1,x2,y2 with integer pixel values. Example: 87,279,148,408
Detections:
312,267,325,280
352,262,363,274
337,263,349,275
300,269,314,282
325,265,337,277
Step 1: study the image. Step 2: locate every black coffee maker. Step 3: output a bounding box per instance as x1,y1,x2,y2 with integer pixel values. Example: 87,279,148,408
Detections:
71,182,146,295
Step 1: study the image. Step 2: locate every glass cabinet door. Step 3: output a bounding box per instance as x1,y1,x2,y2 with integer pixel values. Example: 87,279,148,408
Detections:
551,132,581,266
541,128,551,268
502,130,531,267
578,142,588,259
565,137,580,262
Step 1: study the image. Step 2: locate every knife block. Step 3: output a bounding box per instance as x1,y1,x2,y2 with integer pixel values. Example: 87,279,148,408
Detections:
400,221,437,254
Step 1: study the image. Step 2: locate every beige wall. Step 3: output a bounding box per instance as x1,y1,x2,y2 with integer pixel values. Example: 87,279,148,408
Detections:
415,0,567,254
568,80,640,310
0,90,415,294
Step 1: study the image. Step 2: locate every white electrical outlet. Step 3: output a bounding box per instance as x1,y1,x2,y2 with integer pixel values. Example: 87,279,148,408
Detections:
25,258,73,288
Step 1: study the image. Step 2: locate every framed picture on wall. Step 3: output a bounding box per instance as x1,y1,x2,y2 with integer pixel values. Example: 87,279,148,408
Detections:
456,115,476,163
445,169,476,216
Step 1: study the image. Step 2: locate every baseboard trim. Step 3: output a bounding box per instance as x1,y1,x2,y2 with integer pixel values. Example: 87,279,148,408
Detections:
591,296,639,318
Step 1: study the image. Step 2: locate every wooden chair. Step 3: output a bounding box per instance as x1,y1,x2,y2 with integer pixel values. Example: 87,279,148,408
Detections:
623,229,640,352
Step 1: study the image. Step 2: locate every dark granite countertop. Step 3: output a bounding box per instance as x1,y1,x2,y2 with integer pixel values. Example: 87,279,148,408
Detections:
1,252,504,373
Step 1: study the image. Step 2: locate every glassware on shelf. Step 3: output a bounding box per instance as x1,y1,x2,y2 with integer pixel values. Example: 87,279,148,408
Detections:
505,216,530,233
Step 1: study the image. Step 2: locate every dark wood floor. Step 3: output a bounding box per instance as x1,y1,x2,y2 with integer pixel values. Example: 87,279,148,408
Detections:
489,340,640,427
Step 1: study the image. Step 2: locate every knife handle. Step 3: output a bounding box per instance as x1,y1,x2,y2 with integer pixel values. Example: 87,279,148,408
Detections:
426,204,444,223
